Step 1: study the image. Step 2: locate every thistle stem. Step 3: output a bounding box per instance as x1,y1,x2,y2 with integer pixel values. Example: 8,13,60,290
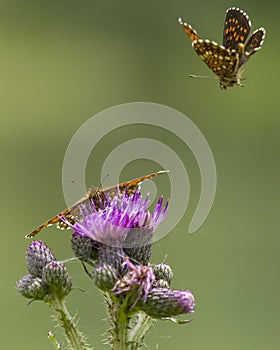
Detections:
50,294,90,350
127,311,154,349
104,293,153,350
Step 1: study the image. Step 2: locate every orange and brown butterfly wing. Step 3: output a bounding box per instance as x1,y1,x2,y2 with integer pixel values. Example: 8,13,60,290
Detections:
101,170,169,198
192,40,239,78
244,28,266,58
25,194,89,238
223,7,251,51
25,216,61,238
178,17,201,42
25,170,168,238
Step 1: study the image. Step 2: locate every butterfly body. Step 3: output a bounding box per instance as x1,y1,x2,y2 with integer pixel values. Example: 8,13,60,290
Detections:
179,7,265,89
26,170,168,238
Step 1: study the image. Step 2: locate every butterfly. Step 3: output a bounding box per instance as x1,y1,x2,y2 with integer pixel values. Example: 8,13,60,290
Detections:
178,7,266,89
25,170,169,238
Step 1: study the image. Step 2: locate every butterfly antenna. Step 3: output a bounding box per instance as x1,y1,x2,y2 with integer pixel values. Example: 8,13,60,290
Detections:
189,74,217,80
69,179,83,186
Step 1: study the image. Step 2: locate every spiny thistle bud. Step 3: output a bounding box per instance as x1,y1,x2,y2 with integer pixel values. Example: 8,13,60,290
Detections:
16,275,46,300
139,288,195,318
91,263,118,291
152,263,173,284
153,279,170,289
42,261,72,300
17,242,72,301
26,241,56,277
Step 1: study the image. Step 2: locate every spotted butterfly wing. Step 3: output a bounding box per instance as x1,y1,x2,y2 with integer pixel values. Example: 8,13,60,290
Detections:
223,7,251,50
223,8,265,61
244,28,266,57
192,40,239,81
26,170,168,238
178,18,201,42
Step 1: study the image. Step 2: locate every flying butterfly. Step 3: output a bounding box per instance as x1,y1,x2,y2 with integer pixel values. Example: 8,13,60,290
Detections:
26,170,169,238
178,7,265,89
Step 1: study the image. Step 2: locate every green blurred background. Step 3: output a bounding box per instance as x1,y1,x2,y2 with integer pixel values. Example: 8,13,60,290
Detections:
2,0,279,349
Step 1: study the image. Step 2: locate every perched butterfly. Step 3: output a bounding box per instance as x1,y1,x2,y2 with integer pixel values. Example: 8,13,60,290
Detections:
26,170,168,238
178,7,265,89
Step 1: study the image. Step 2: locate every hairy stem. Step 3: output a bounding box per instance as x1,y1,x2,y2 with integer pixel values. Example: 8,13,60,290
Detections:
50,295,91,350
104,293,153,350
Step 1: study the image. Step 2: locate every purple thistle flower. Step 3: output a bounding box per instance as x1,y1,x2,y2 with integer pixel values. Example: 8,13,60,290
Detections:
112,258,155,307
67,191,168,250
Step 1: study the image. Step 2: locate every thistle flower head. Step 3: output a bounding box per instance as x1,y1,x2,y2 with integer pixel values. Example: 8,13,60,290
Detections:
112,258,155,306
68,191,168,250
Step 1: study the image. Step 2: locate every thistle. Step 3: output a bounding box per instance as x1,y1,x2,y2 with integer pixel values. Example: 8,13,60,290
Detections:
16,241,90,350
68,190,195,348
17,190,195,349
